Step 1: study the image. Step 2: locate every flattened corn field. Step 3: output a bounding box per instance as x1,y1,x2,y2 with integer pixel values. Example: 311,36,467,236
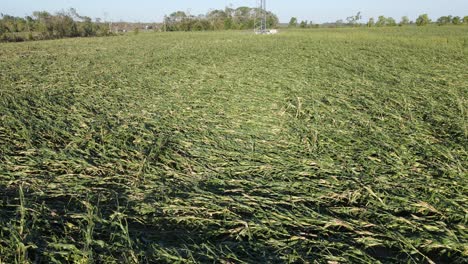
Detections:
0,27,467,263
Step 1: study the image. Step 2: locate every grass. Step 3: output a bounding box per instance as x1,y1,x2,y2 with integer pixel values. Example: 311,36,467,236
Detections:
0,26,467,263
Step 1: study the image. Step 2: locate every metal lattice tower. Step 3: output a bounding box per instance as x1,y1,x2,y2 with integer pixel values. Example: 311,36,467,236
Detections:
255,0,267,33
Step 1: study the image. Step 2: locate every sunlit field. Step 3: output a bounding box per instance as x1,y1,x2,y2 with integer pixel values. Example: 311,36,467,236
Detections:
1,26,467,263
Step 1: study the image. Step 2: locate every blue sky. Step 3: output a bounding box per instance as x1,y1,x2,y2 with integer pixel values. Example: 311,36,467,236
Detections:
1,0,467,23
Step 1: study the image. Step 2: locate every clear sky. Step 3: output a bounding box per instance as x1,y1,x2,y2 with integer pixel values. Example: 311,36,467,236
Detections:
1,0,467,23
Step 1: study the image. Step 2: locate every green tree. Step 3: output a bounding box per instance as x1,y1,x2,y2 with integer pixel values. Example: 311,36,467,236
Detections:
0,20,5,35
25,16,34,31
33,11,54,37
376,16,386,27
15,18,27,32
464,16,468,24
166,11,187,31
80,17,95,37
346,11,362,26
386,17,397,26
416,14,430,26
1,15,18,32
335,19,344,27
288,17,298,27
207,9,227,30
299,20,308,28
437,16,452,25
0,8,113,42
163,6,278,32
266,13,279,28
367,17,375,27
224,17,233,30
452,16,462,25
52,11,78,38
400,16,410,26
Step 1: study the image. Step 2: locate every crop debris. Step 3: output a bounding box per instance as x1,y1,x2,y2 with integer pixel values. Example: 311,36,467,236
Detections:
0,27,467,263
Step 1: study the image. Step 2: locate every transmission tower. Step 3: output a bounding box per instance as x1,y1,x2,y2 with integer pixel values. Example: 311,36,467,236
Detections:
255,0,267,34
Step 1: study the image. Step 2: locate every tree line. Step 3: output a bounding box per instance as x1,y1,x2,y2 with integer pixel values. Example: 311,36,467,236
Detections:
2,8,466,42
163,7,278,31
0,6,279,42
0,9,111,42
289,13,468,28
436,15,466,26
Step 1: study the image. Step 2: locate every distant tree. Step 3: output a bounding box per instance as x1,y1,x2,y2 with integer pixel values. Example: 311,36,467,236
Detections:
68,8,82,20
207,9,227,30
310,22,319,28
80,16,95,37
191,21,203,31
224,17,233,29
164,6,278,32
299,20,308,28
33,11,54,37
335,19,345,27
266,13,279,28
288,17,298,27
437,16,452,25
0,5,280,41
15,18,27,32
52,11,79,38
25,16,34,31
355,11,362,24
0,8,112,42
346,16,352,25
400,16,410,26
416,14,430,26
386,17,397,26
367,17,375,27
452,16,462,25
0,20,5,35
1,15,18,32
346,11,362,26
376,16,386,27
464,16,468,24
